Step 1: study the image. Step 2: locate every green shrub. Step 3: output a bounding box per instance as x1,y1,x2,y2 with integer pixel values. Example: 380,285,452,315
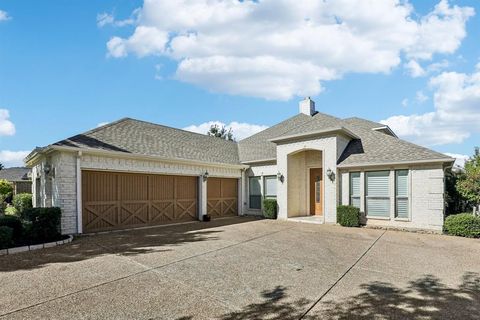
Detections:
0,215,23,240
12,193,33,216
444,213,480,238
0,179,13,197
0,226,13,249
263,199,277,219
337,205,360,227
24,207,62,242
4,206,18,216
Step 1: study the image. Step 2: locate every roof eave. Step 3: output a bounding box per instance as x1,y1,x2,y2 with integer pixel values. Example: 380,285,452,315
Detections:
269,127,360,143
37,145,247,170
337,157,455,169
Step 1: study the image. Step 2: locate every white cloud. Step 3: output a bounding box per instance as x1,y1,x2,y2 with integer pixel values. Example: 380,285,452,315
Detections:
105,0,474,100
0,150,29,168
382,65,480,146
107,26,168,58
401,98,409,107
97,11,138,28
405,60,426,77
0,10,10,22
96,122,110,127
183,121,268,140
0,109,15,136
415,90,429,103
444,152,469,168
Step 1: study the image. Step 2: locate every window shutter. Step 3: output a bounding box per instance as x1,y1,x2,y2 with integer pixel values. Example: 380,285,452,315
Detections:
366,171,390,217
395,170,409,218
264,176,277,198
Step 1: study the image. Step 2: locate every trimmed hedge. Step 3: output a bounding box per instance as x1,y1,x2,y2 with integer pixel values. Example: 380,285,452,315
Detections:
13,193,33,216
24,207,62,242
23,207,62,242
0,226,13,249
337,205,360,227
444,213,480,238
0,215,23,240
0,179,13,197
263,199,277,219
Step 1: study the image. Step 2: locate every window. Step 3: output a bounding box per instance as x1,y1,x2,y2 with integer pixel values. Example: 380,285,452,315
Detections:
365,171,390,218
249,176,262,209
395,170,409,219
264,176,277,199
349,172,360,208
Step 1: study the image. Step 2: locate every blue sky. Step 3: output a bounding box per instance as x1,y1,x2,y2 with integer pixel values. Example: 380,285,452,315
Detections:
0,0,479,167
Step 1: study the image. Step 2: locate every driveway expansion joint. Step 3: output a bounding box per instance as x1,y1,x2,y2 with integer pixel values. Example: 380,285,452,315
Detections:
298,230,387,319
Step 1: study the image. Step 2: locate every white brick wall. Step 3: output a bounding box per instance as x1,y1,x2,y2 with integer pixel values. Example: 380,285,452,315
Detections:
276,135,339,223
338,164,445,231
32,151,243,234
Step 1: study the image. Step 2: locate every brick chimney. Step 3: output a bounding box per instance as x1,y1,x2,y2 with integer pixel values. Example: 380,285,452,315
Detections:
299,97,315,116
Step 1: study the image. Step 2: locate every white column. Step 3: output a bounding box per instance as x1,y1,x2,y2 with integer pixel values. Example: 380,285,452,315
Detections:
198,176,207,220
360,171,365,214
390,169,395,220
76,152,83,234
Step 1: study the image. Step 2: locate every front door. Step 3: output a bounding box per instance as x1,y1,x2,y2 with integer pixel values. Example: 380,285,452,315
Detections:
310,168,323,216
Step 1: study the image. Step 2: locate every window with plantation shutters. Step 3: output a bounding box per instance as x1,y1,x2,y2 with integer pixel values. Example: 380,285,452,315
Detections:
366,171,390,217
349,172,360,208
249,176,262,209
395,170,409,218
264,176,277,199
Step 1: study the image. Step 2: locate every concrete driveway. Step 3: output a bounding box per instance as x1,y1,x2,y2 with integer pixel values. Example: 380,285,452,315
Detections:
0,217,479,320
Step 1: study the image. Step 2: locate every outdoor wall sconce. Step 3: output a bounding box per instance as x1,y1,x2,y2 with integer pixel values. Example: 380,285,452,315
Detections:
277,172,284,183
326,168,335,182
44,164,52,175
202,171,209,182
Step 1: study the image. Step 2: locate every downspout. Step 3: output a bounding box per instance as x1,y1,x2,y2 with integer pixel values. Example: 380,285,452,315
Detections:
76,151,83,234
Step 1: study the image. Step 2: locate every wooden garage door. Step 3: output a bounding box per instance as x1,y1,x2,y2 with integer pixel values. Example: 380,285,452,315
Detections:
82,171,197,233
207,178,238,217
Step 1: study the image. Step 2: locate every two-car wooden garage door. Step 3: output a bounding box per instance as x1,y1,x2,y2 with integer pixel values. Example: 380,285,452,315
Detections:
82,171,237,233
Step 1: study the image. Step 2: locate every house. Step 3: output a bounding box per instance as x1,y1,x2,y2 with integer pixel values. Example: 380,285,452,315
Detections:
0,167,32,195
25,98,454,234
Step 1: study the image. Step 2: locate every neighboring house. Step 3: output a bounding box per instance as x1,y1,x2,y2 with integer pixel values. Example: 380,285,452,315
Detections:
0,167,32,195
25,98,454,234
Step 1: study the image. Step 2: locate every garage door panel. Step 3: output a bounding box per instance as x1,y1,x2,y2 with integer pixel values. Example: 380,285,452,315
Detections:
82,171,198,233
207,178,238,217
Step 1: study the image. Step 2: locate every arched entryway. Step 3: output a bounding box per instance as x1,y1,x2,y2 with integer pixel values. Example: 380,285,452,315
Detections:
287,149,323,218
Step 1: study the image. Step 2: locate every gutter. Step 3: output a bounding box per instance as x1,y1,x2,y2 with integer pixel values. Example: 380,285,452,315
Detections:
25,145,248,170
337,157,455,169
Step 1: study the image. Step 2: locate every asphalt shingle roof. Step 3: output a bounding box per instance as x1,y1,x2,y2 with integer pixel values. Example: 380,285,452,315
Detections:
50,114,452,168
54,118,240,165
0,167,31,181
238,113,452,166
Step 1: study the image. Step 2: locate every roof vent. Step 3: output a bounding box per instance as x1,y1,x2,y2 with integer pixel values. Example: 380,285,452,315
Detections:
299,97,315,116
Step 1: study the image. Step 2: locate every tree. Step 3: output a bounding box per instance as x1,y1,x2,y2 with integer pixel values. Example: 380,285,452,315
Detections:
456,147,480,210
207,124,234,141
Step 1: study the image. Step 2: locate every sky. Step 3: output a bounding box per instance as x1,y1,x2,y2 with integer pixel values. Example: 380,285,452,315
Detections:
0,0,479,168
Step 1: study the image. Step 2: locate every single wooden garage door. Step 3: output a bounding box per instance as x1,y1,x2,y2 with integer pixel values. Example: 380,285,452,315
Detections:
82,171,198,233
207,178,238,217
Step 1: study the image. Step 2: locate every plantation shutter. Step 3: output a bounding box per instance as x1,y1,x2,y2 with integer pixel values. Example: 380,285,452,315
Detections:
349,172,360,208
366,171,390,217
264,176,277,198
395,170,409,219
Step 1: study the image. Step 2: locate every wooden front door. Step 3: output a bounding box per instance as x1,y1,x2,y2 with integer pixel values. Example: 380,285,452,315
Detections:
310,168,323,216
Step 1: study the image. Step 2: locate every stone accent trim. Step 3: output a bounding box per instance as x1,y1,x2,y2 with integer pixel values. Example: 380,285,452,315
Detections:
0,235,73,256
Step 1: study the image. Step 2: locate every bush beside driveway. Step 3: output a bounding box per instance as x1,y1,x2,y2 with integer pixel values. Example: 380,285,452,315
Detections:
0,217,478,319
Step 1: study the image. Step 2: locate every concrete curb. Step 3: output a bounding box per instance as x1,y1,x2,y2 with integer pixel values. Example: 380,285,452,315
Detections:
0,235,73,256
